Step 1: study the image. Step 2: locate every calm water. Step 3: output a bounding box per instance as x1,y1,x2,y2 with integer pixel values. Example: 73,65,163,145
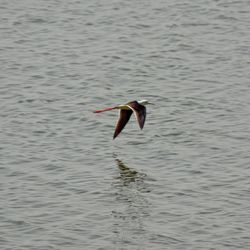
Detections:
1,0,250,249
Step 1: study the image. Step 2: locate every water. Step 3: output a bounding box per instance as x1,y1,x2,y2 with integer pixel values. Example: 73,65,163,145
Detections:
1,0,250,249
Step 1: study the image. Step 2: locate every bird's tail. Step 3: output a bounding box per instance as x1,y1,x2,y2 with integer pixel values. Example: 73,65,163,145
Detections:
93,107,116,113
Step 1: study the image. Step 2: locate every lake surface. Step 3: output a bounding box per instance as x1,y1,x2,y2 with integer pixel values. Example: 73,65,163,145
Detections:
1,0,250,249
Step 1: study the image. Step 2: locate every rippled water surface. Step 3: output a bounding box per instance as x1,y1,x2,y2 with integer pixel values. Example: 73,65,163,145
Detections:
1,0,250,249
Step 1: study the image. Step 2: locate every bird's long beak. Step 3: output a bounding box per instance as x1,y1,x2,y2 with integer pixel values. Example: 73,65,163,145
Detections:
147,102,154,105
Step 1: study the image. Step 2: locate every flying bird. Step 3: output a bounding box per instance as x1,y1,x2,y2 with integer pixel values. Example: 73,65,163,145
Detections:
93,100,151,139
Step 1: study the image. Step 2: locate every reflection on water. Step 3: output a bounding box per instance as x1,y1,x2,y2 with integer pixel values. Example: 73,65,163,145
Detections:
111,158,150,247
115,158,144,186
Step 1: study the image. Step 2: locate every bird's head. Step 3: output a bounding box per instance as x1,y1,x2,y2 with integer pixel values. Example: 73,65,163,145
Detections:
138,99,153,105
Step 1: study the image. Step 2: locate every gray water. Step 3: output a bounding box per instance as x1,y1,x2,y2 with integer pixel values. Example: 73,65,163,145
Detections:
1,0,250,249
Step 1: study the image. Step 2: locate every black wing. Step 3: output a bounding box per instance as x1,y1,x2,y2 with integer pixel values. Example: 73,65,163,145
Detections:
113,109,133,139
127,101,146,129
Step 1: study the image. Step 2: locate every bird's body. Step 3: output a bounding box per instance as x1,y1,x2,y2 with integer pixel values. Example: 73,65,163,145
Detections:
94,100,150,139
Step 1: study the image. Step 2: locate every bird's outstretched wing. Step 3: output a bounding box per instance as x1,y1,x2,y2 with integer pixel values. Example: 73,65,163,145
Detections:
127,101,146,129
113,109,133,139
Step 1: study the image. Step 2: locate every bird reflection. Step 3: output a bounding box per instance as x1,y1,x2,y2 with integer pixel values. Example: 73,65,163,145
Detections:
111,157,150,247
115,158,140,185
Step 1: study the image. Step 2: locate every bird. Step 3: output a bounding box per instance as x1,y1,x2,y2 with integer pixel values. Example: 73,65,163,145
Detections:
93,100,151,139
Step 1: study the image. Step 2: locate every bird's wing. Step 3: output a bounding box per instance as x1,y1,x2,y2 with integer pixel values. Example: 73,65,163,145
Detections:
127,101,146,129
113,109,133,139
